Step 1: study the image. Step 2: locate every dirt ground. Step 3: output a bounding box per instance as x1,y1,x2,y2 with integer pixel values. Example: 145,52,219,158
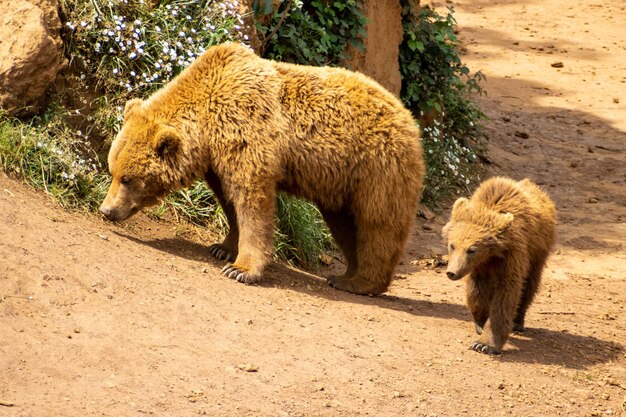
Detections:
1,0,625,416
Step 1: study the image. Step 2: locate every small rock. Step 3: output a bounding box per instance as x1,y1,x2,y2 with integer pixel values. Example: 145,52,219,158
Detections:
237,363,258,372
422,223,434,231
498,382,506,390
514,131,529,139
551,62,564,68
588,197,599,204
613,98,619,104
419,206,436,220
587,146,595,153
98,233,109,241
201,267,208,273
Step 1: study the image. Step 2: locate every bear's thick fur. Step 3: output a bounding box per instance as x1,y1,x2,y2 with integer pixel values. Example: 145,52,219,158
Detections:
99,42,425,295
442,177,556,354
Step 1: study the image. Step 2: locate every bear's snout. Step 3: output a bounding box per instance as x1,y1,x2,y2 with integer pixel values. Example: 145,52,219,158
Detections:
446,271,457,280
100,205,112,218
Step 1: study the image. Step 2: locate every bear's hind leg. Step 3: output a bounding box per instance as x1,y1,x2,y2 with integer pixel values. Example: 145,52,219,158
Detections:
327,214,410,295
205,171,238,262
320,208,358,279
513,255,547,332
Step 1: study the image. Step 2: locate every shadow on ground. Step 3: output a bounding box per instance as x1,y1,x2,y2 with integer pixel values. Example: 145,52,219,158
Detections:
115,231,624,370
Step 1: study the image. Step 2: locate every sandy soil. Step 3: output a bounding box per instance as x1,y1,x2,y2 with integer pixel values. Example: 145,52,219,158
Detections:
1,0,625,416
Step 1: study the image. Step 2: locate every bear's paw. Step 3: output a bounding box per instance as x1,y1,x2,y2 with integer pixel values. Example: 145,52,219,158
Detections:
221,264,261,284
209,244,236,262
469,341,501,355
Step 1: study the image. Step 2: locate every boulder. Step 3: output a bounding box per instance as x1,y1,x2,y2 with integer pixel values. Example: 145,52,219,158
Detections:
0,0,66,116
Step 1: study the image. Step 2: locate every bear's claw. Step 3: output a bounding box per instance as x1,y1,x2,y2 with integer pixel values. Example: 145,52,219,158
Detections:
221,264,249,283
209,244,236,261
469,341,500,355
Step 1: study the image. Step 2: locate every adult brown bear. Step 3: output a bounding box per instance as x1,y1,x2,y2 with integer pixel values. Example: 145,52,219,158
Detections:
100,43,425,295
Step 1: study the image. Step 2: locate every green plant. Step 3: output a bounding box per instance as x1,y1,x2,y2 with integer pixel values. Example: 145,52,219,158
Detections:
399,4,486,206
0,111,110,212
274,194,332,269
253,0,367,65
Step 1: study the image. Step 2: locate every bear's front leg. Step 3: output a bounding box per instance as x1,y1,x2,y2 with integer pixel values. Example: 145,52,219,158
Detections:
470,281,522,355
220,185,276,284
205,170,239,262
465,275,490,336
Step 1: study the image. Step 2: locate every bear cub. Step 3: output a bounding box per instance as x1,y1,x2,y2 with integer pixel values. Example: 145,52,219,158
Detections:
442,177,556,354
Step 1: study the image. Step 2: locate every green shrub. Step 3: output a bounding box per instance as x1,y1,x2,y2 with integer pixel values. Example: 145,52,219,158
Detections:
399,4,486,206
0,111,109,212
253,0,367,65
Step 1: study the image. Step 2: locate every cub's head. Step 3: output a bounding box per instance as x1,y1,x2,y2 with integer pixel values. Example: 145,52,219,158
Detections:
99,99,182,221
441,197,514,281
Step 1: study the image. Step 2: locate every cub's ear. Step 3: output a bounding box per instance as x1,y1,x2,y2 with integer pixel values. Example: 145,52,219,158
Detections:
154,127,181,161
124,98,143,119
497,212,515,232
451,197,469,213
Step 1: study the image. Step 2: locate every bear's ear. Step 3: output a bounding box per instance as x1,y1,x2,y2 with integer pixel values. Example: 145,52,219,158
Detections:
496,212,515,233
124,98,143,119
153,127,180,161
451,197,469,214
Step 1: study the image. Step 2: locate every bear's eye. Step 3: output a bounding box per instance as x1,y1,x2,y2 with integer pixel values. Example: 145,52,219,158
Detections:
467,246,477,255
449,243,455,251
120,176,131,185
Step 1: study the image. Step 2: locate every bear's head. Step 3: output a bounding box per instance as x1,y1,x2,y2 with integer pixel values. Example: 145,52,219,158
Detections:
99,98,183,221
441,197,514,281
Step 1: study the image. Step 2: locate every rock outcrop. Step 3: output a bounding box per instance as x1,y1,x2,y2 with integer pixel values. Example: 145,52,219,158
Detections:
0,0,66,116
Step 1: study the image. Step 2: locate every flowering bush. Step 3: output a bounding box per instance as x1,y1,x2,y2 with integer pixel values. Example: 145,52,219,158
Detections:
421,118,482,205
399,4,486,205
61,0,245,97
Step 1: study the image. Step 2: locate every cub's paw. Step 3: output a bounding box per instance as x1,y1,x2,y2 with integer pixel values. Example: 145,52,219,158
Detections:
512,323,525,333
221,264,261,284
209,244,236,262
469,341,501,355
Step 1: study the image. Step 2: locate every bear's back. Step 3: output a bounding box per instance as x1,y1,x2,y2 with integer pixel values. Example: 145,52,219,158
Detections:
473,177,556,252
